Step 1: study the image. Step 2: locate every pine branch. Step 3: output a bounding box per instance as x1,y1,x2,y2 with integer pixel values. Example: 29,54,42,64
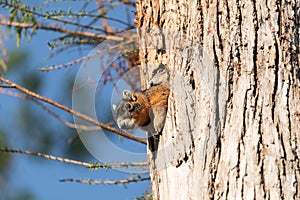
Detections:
1,1,107,33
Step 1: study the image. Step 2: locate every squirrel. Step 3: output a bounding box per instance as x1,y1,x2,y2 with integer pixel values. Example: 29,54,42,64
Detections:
113,64,170,135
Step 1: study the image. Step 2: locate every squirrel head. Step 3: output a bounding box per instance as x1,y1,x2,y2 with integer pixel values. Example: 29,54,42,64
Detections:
149,64,169,87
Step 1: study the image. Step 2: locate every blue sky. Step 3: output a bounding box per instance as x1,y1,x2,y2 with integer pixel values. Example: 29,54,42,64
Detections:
0,1,150,199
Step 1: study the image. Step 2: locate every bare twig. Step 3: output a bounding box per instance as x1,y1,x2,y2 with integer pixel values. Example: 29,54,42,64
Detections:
97,0,114,34
0,89,106,131
59,177,150,185
0,20,124,41
119,0,136,7
0,147,149,169
39,50,101,71
0,77,147,145
39,35,137,71
0,85,16,88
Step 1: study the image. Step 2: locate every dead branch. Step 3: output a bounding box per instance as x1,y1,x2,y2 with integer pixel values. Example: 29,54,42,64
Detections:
0,20,124,41
39,50,101,71
97,0,114,34
59,177,150,185
0,89,107,131
119,0,136,7
0,147,149,169
0,77,147,145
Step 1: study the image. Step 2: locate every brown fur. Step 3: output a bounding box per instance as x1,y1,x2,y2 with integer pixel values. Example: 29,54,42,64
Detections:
129,84,169,128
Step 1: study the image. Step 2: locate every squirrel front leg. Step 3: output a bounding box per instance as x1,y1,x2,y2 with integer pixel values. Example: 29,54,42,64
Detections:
150,105,167,135
147,105,167,153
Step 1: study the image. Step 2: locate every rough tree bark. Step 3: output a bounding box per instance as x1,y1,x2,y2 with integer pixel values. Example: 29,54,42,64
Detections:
136,0,299,199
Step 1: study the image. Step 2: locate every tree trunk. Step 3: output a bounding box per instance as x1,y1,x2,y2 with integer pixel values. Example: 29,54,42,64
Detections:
136,0,300,199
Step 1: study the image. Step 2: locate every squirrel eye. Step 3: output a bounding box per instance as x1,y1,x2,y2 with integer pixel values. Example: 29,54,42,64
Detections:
157,68,164,73
125,103,133,111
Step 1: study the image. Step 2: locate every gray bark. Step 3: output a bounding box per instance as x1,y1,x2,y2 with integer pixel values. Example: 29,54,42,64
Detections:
136,0,300,199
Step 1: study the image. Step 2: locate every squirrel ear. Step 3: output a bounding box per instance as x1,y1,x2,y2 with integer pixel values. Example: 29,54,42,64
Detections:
123,90,137,101
123,90,132,100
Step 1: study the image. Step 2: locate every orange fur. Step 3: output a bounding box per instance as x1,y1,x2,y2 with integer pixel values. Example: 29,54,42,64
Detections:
129,84,169,127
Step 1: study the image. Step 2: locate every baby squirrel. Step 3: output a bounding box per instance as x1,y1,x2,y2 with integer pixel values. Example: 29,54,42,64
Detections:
113,64,169,134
